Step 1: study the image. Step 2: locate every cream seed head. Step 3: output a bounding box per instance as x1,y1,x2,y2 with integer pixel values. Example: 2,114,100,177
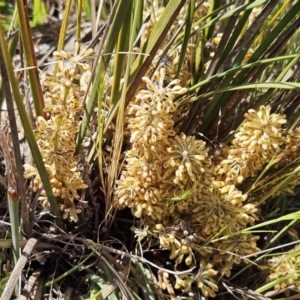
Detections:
24,49,92,222
113,42,290,297
215,106,287,185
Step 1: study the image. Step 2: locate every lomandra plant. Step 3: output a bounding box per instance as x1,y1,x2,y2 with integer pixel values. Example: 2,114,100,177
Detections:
24,49,93,222
0,0,300,299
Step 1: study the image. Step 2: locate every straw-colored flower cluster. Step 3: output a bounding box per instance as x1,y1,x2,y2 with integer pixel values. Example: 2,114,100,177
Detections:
214,105,286,185
175,261,218,297
193,185,257,237
113,3,300,296
114,71,274,297
115,65,300,296
161,133,213,215
268,246,300,295
114,67,187,220
24,49,93,222
277,127,300,166
116,107,279,297
211,234,260,277
155,222,195,266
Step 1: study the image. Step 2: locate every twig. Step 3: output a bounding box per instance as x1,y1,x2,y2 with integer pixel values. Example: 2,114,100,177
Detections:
222,282,272,300
0,238,38,300
44,251,94,287
0,239,61,250
83,238,196,276
33,275,45,300
20,268,43,300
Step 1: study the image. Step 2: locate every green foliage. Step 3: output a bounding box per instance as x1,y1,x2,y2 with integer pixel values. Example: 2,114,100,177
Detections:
0,0,13,30
82,0,92,21
31,0,47,27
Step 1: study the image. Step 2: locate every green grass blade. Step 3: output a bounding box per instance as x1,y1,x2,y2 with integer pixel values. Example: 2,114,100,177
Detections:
110,1,132,105
7,192,19,265
133,262,157,300
101,0,133,68
45,252,95,287
175,0,195,78
86,271,112,300
129,0,186,80
187,54,299,92
16,0,45,117
254,53,300,108
54,0,72,74
86,270,119,300
192,82,300,100
125,0,186,113
83,0,91,21
75,0,133,153
0,7,18,109
196,1,281,134
76,0,83,54
31,0,47,27
207,3,253,76
0,22,63,229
